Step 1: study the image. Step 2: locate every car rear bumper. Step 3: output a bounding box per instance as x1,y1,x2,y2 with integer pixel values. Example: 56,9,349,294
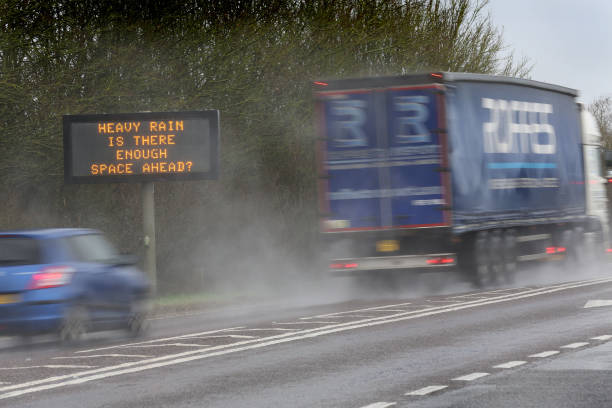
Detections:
0,301,65,335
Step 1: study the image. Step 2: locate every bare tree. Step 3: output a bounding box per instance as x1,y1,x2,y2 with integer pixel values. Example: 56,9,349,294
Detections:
589,96,612,150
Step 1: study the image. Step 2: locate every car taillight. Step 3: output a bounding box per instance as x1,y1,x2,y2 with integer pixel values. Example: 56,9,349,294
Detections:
28,266,74,289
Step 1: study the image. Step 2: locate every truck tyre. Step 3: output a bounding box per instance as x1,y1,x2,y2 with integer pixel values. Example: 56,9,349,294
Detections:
473,231,494,288
569,227,585,266
501,230,518,284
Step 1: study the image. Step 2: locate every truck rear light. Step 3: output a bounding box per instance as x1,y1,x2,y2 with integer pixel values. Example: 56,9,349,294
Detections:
546,247,555,254
547,247,567,254
427,257,455,265
329,262,358,269
28,266,74,290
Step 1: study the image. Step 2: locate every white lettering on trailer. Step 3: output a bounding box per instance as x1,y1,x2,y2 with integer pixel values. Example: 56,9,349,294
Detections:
394,95,430,143
482,98,556,155
331,100,368,148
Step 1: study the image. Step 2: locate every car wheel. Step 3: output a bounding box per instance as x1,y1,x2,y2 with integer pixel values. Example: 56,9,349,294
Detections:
126,299,150,338
59,305,88,344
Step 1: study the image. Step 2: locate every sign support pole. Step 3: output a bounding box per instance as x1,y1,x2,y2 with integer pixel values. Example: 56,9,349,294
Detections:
142,182,157,294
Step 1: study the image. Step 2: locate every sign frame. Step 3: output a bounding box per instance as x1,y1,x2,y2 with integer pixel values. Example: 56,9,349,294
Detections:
63,110,219,184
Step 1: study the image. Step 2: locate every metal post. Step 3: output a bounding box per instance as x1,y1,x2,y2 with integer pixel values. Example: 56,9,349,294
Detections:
142,182,157,294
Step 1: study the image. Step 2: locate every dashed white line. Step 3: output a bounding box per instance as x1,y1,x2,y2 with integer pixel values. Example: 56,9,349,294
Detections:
529,350,560,358
591,335,612,341
493,361,526,369
361,402,397,408
561,342,589,349
405,385,448,396
452,372,489,381
360,402,397,408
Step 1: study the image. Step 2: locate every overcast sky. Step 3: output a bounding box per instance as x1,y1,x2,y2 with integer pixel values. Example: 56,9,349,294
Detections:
486,0,612,104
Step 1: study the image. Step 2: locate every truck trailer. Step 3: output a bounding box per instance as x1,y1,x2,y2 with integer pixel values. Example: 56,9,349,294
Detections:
314,72,608,286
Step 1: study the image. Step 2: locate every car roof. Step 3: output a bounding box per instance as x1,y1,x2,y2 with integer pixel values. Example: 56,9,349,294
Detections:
0,228,100,239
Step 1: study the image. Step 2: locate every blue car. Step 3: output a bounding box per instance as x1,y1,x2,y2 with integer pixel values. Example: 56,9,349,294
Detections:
0,228,151,342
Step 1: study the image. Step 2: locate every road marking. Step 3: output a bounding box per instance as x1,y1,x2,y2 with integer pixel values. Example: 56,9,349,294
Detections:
405,385,448,396
228,328,298,332
452,372,489,381
360,402,397,408
493,361,526,369
561,342,589,349
311,302,414,319
272,321,340,325
591,335,612,341
184,335,257,340
53,354,150,359
2,278,611,400
76,327,245,354
0,365,97,370
123,343,208,348
529,351,560,358
584,300,612,308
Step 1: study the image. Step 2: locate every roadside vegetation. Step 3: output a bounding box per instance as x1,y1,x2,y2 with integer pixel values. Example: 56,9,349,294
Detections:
0,0,528,295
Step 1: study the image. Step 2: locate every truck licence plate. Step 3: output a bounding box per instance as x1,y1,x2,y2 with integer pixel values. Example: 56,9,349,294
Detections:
377,240,399,252
0,294,18,305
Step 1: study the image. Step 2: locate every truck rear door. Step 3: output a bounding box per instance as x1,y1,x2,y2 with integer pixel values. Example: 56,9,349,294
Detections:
316,84,450,232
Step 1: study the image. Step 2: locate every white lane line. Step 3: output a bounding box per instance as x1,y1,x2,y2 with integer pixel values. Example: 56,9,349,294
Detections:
123,343,208,348
311,302,414,319
0,365,97,370
584,300,612,308
529,351,560,358
228,328,298,332
53,354,150,359
2,278,611,400
493,361,526,369
561,342,589,349
405,385,448,396
592,335,612,341
360,402,397,408
76,327,245,354
271,321,340,325
184,335,257,340
452,372,489,381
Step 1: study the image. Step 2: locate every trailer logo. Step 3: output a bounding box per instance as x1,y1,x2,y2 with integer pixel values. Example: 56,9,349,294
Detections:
330,100,368,148
394,95,430,144
482,98,556,155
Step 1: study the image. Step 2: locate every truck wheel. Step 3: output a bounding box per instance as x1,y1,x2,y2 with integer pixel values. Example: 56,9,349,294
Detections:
473,231,494,288
501,230,518,284
570,227,586,266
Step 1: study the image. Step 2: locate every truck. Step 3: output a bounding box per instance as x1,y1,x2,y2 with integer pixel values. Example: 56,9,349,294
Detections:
314,72,609,287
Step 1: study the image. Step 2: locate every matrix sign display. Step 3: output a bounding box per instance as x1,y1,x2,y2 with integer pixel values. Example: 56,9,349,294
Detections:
63,110,219,183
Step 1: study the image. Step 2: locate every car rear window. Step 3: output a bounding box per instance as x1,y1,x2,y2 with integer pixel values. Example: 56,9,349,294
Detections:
0,236,42,266
65,234,118,263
